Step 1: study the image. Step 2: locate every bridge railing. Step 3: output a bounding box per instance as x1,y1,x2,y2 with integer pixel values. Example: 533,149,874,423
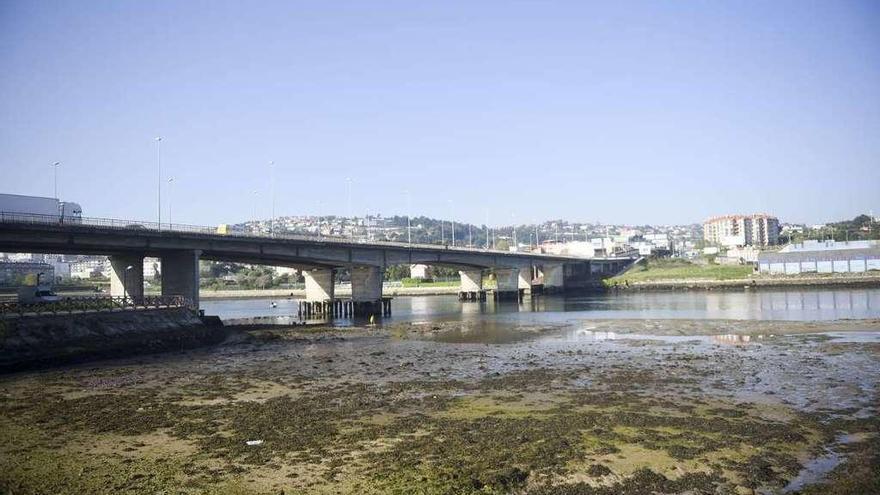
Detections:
0,294,194,318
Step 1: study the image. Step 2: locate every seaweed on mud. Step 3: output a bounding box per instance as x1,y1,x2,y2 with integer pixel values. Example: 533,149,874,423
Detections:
363,414,588,492
527,468,723,495
1,321,877,495
28,390,183,435
586,464,612,477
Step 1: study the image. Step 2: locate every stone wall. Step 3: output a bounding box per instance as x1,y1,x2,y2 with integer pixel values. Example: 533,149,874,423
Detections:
0,308,225,372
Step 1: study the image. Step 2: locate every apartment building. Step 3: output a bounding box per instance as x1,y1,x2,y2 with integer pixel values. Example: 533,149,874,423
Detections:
703,214,780,247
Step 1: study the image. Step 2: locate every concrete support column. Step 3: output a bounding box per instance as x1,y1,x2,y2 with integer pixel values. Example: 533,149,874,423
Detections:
351,266,383,302
542,263,565,294
161,250,201,307
518,267,533,290
110,254,144,301
495,268,520,292
459,269,483,292
303,268,334,301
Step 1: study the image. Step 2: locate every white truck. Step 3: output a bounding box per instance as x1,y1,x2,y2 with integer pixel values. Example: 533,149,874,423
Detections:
17,285,62,303
0,193,82,223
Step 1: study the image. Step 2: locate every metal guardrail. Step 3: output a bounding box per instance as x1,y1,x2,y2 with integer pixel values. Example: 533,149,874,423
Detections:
0,295,192,318
0,211,599,260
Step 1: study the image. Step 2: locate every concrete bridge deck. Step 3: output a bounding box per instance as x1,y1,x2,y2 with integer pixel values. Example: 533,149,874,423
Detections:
0,212,635,315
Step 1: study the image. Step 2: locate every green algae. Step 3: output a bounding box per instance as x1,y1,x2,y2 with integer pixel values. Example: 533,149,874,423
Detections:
0,322,877,494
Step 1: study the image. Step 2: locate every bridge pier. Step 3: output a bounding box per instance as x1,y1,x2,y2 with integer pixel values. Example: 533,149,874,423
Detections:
518,266,534,292
350,266,385,318
494,268,524,302
458,269,485,302
541,263,565,294
109,254,144,302
161,250,201,308
303,268,335,302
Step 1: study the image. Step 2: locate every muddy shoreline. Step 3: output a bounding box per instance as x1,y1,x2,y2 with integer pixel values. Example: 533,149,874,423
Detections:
1,318,878,494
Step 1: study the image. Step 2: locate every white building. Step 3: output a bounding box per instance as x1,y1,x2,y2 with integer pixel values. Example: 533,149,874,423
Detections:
703,214,780,247
70,259,111,279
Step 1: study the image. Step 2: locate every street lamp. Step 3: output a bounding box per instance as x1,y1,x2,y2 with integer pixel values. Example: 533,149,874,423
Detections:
405,189,412,245
167,177,174,226
485,209,490,250
512,213,517,251
448,199,455,247
155,137,162,230
252,190,259,233
269,161,275,236
535,220,540,250
124,265,134,304
51,162,61,200
346,177,353,239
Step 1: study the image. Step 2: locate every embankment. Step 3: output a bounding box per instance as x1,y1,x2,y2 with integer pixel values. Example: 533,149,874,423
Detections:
609,273,880,292
0,308,226,372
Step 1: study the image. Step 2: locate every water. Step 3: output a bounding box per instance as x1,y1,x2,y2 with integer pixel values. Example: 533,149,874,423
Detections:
200,287,880,323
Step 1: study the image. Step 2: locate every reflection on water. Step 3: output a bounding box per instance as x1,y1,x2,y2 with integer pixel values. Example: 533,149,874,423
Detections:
557,329,766,346
200,288,880,324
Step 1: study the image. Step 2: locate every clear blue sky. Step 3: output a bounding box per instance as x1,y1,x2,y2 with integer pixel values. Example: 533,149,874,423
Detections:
1,1,878,226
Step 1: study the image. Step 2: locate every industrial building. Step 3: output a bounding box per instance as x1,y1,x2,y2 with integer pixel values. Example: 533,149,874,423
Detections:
703,214,780,247
0,261,55,285
757,240,880,275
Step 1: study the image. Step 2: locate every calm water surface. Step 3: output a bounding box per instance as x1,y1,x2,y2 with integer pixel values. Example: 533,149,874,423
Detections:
200,288,880,324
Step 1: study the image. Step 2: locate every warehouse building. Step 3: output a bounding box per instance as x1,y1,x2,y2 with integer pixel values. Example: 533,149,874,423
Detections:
757,240,880,275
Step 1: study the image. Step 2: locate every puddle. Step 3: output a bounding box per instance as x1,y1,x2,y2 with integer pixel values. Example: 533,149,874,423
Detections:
551,328,769,346
779,432,872,493
822,331,880,343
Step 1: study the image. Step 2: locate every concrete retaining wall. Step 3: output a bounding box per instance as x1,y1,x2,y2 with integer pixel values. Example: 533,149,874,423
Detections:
0,308,225,372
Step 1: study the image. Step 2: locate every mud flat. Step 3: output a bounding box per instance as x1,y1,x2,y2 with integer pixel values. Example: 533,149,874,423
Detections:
1,318,878,494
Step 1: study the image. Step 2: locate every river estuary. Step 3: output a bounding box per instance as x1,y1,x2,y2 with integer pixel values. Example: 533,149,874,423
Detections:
1,287,878,494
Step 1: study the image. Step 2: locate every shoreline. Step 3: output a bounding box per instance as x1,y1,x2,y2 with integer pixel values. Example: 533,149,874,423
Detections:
608,273,880,292
199,285,461,300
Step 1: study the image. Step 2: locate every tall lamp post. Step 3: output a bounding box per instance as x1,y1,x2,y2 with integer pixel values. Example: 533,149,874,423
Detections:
269,161,275,236
155,137,162,230
51,162,61,200
485,209,490,250
123,265,133,304
167,177,174,226
252,190,259,233
346,177,353,239
511,213,517,251
449,199,455,247
405,190,412,245
535,220,540,250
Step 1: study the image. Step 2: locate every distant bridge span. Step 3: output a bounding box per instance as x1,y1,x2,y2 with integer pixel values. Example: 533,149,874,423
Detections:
0,213,635,313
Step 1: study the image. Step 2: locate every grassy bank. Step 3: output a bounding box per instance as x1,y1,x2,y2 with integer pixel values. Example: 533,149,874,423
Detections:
608,258,754,285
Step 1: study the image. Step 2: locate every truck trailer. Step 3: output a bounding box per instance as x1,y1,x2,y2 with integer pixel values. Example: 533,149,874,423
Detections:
0,193,82,223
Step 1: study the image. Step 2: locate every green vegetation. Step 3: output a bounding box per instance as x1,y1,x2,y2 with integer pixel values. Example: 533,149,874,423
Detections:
199,262,300,291
783,214,880,243
399,278,458,288
608,258,754,285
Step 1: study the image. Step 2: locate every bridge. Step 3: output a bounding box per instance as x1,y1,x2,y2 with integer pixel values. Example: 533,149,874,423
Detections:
0,212,635,316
